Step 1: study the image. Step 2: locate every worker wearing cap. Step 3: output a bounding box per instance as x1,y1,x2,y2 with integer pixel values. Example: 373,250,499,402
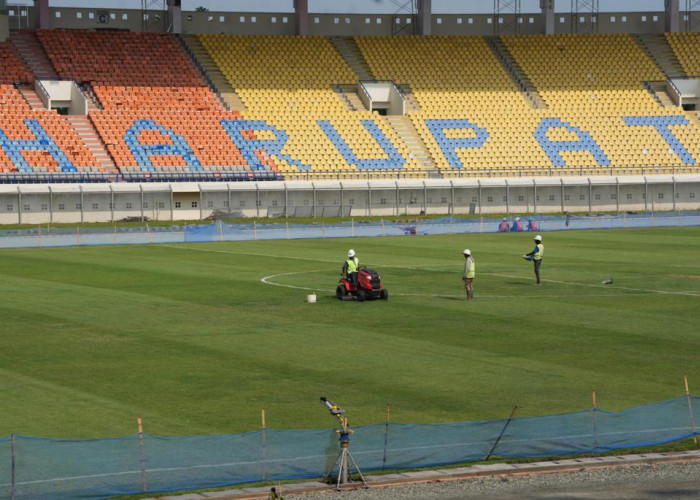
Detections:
343,249,359,288
524,235,544,285
498,218,509,232
462,249,475,301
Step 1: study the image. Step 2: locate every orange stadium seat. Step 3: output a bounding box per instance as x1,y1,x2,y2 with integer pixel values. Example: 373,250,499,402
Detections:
36,30,245,173
0,41,98,172
1,30,697,178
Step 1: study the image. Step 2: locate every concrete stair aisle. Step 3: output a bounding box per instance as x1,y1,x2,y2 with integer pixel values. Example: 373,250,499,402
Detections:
385,114,437,172
180,34,247,113
396,83,421,112
644,81,677,108
332,83,366,111
636,34,687,78
65,115,117,172
486,36,547,110
344,89,366,110
328,36,374,81
81,82,104,110
9,31,59,80
16,84,45,110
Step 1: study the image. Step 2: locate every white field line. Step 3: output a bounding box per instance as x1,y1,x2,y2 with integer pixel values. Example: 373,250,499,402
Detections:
485,272,700,298
261,271,334,293
260,271,660,298
169,245,700,298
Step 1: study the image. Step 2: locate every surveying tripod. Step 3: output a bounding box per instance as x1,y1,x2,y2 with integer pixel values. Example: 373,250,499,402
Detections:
320,397,369,490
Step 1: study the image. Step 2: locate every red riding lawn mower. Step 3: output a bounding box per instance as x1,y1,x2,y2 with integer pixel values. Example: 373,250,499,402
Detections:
336,266,389,302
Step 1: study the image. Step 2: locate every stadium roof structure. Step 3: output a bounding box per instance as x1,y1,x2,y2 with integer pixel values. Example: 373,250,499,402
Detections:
2,1,678,13
15,0,694,36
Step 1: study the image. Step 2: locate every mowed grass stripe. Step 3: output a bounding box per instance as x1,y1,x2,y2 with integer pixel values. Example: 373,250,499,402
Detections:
0,227,697,438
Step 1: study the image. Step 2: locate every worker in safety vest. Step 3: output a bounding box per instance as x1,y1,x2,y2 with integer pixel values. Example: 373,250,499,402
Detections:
462,249,475,301
511,217,524,232
524,235,544,285
498,218,509,232
343,249,359,288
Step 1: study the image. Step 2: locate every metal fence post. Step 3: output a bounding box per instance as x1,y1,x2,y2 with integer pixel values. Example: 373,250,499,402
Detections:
262,408,267,481
486,405,519,460
685,376,697,445
592,390,599,451
382,402,391,469
137,418,148,493
10,432,16,500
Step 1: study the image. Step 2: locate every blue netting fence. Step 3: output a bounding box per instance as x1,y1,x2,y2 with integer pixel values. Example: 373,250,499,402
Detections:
1,396,698,499
0,211,699,248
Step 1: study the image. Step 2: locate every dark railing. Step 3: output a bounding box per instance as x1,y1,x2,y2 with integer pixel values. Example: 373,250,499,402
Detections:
0,166,699,184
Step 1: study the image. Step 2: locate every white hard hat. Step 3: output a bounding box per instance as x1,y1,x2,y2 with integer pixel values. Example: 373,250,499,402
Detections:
348,249,355,257
515,217,520,221
462,249,471,256
534,235,542,241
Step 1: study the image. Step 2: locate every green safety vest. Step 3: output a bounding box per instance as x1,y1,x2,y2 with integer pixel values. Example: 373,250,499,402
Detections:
534,243,544,260
466,257,475,278
346,257,358,273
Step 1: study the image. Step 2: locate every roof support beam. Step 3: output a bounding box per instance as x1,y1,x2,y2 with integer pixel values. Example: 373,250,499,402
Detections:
168,0,182,34
418,0,432,36
541,0,555,34
666,0,680,32
34,0,50,29
295,0,309,36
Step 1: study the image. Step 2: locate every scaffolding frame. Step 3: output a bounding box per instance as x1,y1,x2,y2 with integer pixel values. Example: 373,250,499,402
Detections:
685,0,700,32
141,0,168,32
494,0,521,36
391,0,417,36
571,0,599,34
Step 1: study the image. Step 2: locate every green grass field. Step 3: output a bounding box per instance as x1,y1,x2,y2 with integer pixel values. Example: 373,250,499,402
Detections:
0,226,698,439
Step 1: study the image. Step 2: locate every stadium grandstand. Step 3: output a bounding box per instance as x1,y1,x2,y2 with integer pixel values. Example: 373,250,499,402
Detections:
0,0,698,222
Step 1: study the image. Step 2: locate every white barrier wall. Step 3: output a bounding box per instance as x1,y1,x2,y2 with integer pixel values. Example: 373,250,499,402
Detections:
0,175,698,224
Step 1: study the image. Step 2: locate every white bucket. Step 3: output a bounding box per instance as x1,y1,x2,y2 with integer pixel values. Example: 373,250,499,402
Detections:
307,293,317,303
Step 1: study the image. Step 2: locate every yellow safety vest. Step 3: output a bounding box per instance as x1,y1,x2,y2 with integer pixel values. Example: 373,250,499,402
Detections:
346,257,358,273
534,244,544,261
466,257,475,278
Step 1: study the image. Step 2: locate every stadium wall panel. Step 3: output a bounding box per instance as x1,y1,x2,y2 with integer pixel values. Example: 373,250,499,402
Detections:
0,175,697,224
0,14,9,41
5,7,674,36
